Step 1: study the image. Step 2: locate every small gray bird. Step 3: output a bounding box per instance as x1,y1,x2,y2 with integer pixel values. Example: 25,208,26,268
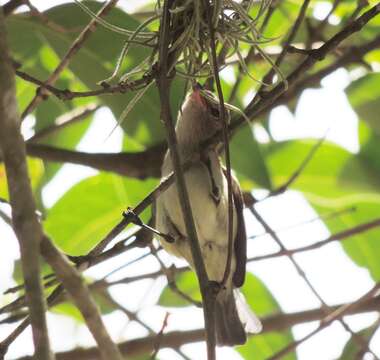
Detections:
156,86,262,346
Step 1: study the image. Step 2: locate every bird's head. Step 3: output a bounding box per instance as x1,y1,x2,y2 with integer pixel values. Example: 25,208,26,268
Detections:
176,84,228,147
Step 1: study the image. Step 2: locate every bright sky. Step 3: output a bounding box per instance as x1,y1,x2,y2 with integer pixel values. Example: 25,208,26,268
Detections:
0,1,379,360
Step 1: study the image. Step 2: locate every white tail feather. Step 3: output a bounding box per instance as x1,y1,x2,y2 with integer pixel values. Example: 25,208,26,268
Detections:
234,289,263,334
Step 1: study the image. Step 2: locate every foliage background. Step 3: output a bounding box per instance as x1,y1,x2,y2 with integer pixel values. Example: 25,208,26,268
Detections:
0,0,380,359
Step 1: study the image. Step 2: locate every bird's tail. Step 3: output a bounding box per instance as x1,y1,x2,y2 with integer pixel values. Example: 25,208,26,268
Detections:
215,289,262,346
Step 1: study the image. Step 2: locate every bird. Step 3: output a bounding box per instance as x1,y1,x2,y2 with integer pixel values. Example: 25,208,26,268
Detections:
155,85,262,346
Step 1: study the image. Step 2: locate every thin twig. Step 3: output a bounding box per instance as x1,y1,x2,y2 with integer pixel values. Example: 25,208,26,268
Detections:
259,0,311,93
268,282,380,360
248,195,379,359
265,135,327,198
150,245,202,307
248,206,356,239
150,312,170,359
248,217,380,262
15,67,155,100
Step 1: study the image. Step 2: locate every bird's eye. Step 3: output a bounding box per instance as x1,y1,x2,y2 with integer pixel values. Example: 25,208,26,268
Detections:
210,106,220,117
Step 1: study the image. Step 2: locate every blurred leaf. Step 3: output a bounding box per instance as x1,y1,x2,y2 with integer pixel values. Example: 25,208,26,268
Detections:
0,158,44,201
347,73,380,136
52,302,84,322
230,125,272,190
44,173,157,255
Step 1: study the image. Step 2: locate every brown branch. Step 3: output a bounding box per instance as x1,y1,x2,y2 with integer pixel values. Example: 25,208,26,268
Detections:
10,33,380,183
2,0,25,16
275,33,380,108
13,295,380,360
0,10,53,360
23,142,166,179
231,2,380,131
40,236,123,360
20,0,119,119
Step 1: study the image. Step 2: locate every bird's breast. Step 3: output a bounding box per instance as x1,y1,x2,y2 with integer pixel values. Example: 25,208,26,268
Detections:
161,157,235,244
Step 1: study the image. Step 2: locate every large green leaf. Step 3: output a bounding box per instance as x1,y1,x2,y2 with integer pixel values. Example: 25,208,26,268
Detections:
265,139,380,280
44,173,157,255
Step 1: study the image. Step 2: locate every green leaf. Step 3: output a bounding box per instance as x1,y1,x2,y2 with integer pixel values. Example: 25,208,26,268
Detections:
265,139,380,280
44,173,157,255
238,333,296,360
240,273,281,317
0,158,44,201
347,73,380,135
238,274,295,360
230,125,272,190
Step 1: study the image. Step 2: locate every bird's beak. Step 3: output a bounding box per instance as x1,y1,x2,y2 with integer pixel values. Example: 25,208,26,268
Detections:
190,83,207,108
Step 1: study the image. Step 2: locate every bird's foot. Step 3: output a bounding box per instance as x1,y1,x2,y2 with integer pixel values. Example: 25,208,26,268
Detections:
123,208,175,243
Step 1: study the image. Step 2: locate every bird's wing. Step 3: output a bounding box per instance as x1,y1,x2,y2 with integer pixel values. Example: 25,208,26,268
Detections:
223,168,247,288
